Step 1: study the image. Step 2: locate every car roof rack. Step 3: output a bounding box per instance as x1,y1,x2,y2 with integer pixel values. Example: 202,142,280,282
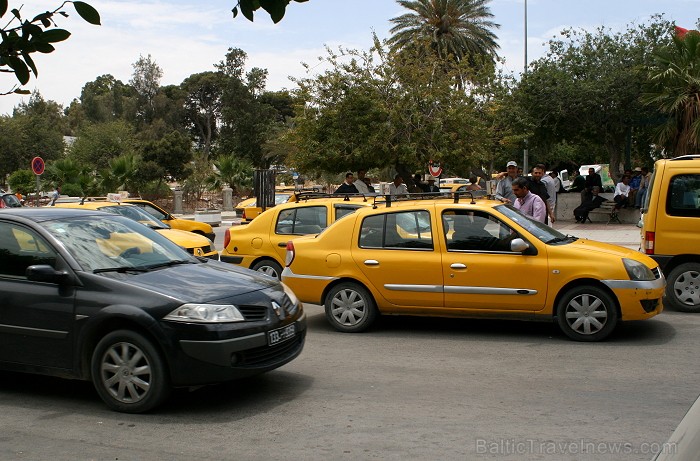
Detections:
371,190,491,208
293,191,372,202
671,155,700,161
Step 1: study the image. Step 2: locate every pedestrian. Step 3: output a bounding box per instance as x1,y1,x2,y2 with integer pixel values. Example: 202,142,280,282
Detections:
573,186,607,223
362,177,376,194
465,175,481,191
425,177,440,193
635,166,650,208
410,173,427,193
584,167,603,202
389,174,408,198
334,173,359,194
49,185,61,206
527,164,555,224
512,177,547,223
495,161,519,203
540,170,559,216
354,169,371,195
612,175,631,212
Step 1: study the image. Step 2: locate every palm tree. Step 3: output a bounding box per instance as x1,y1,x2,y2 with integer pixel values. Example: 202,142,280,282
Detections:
388,0,500,69
643,30,700,155
208,154,254,193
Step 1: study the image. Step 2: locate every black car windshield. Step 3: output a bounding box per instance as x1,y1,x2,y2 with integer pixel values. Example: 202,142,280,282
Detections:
42,214,194,272
497,204,573,244
97,204,170,230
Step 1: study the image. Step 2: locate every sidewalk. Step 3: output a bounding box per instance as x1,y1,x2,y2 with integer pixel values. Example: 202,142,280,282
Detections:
552,221,641,249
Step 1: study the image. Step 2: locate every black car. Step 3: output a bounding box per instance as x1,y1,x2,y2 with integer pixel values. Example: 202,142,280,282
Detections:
0,208,306,412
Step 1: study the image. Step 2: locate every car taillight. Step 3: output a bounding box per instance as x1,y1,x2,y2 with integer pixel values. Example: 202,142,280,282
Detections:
223,228,231,249
285,241,295,267
644,231,655,255
241,209,248,220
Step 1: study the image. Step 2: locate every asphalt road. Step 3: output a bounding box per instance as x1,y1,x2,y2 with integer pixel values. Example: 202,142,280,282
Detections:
0,303,697,460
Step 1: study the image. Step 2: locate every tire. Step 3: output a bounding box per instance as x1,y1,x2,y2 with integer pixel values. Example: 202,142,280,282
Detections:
666,263,700,313
91,330,170,413
324,282,377,333
251,259,283,280
556,286,618,342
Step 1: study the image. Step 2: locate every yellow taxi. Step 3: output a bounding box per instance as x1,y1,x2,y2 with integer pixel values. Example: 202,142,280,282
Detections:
53,201,219,260
282,194,665,341
221,194,373,279
122,199,215,242
640,155,700,312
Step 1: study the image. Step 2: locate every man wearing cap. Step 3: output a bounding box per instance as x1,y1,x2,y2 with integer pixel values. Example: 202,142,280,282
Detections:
425,177,440,192
495,161,519,203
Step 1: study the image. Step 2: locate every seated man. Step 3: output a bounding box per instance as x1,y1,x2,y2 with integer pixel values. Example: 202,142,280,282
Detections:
573,186,607,222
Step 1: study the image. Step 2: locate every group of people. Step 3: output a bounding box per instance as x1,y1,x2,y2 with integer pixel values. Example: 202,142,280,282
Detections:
334,170,441,197
494,161,558,225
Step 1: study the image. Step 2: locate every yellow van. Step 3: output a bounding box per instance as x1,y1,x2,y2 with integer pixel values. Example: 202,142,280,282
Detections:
641,155,700,312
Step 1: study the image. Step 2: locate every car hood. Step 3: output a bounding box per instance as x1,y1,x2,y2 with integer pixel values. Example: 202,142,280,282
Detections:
561,239,649,261
115,259,279,302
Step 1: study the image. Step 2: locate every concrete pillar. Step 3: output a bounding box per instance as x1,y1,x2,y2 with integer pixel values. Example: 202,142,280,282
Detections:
222,186,233,212
173,189,184,214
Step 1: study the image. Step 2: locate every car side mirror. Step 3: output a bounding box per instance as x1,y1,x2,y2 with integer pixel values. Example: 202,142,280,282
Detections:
510,238,530,252
26,265,71,284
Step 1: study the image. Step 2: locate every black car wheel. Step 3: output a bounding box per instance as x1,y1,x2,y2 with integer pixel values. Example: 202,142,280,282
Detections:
91,330,170,413
251,259,283,280
556,286,618,342
324,282,377,333
666,263,700,313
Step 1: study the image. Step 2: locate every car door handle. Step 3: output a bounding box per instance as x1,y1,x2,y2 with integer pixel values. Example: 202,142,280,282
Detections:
450,263,467,269
364,260,379,266
278,242,288,247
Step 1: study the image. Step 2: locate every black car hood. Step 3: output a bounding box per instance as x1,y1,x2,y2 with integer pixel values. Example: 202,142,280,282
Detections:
112,259,279,303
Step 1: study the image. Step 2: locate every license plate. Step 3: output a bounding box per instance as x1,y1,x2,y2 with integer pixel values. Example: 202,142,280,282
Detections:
268,323,296,346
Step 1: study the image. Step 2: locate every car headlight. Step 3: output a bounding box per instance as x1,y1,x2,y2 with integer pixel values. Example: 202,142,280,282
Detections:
281,281,300,306
622,258,654,281
164,304,245,323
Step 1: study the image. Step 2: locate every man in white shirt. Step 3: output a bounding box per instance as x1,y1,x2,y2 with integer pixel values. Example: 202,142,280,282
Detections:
613,175,631,211
354,169,370,195
540,170,559,215
389,174,408,198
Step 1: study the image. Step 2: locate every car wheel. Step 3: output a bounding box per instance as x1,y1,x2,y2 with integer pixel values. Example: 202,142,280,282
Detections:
324,282,377,332
91,330,170,413
251,259,283,280
556,286,618,342
666,263,700,312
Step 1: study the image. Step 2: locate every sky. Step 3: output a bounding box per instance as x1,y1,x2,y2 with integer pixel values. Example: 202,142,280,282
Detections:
0,0,698,116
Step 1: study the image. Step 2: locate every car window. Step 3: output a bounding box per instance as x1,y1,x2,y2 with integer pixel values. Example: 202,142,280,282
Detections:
99,205,169,229
359,211,433,250
275,206,327,235
1,194,22,208
334,204,363,221
43,216,190,272
443,210,517,252
497,204,566,244
139,203,168,220
0,222,57,277
666,174,700,217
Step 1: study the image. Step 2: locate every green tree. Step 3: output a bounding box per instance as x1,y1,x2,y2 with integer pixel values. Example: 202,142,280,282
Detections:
141,130,193,181
388,0,499,74
182,71,224,158
288,38,488,180
0,92,65,179
209,154,253,192
130,54,163,125
0,1,100,94
7,168,35,194
98,153,141,194
513,16,673,176
78,74,138,124
68,120,137,169
643,29,700,156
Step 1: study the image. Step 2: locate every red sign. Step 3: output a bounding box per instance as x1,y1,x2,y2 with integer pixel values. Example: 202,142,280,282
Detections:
428,160,442,178
31,156,45,175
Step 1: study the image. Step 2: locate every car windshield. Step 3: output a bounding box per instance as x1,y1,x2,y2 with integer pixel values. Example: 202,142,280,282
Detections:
497,204,572,244
42,214,193,272
98,205,170,230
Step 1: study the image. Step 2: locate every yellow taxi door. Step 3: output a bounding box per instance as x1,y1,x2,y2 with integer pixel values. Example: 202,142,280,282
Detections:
351,209,444,308
270,205,328,262
440,209,548,311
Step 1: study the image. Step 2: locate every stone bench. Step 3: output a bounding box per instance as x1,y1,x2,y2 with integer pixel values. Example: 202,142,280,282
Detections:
556,193,639,224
